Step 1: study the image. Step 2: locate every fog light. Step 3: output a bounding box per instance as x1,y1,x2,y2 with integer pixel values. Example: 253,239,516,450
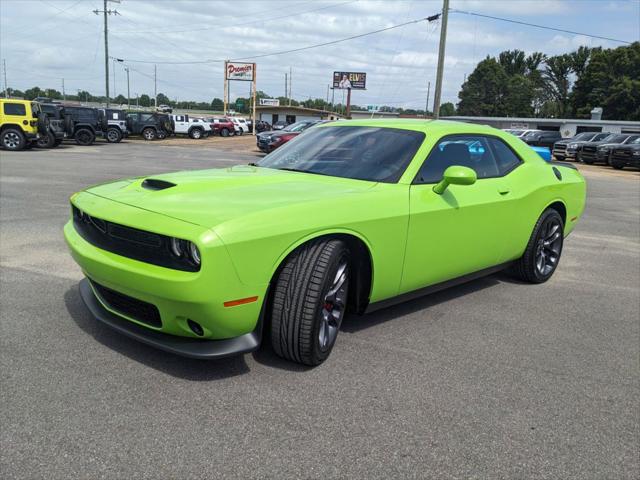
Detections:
187,319,204,336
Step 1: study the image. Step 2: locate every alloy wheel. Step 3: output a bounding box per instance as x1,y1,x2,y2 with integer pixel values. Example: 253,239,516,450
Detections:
4,132,20,149
318,261,348,350
535,217,562,276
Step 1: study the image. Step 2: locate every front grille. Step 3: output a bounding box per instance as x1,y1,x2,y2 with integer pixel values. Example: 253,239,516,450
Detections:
91,280,162,327
72,205,199,272
554,144,567,153
612,150,631,157
583,146,597,153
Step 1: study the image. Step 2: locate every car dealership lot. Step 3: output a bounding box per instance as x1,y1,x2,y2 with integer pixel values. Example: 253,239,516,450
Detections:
1,142,638,479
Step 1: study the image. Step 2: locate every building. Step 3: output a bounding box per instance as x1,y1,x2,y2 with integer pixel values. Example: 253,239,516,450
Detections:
256,106,342,125
446,116,640,137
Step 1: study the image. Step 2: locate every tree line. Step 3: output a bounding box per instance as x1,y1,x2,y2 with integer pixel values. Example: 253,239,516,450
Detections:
457,42,639,120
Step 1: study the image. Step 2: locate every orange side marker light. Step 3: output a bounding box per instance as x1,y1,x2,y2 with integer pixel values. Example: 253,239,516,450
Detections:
224,296,259,307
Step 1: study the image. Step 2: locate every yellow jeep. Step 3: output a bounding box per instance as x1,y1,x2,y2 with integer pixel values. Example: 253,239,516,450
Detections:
0,99,49,151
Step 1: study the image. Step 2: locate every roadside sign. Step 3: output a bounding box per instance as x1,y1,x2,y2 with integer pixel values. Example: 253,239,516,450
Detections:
333,71,366,90
259,98,280,106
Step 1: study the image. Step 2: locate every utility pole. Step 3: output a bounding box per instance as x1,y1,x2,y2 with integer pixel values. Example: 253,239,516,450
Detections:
326,85,330,105
3,59,9,98
126,67,130,110
288,66,292,106
284,73,288,102
432,0,449,119
425,81,430,117
94,1,119,107
62,78,66,101
112,58,116,99
154,64,157,108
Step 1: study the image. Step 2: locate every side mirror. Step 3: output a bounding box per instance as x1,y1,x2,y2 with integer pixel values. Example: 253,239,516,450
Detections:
433,166,477,194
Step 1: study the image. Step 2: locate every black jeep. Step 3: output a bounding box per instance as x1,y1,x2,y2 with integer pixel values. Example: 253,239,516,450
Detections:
38,103,73,148
126,112,173,140
62,106,108,146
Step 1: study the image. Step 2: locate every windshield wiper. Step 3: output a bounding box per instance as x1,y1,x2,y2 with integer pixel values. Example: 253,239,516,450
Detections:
276,167,331,177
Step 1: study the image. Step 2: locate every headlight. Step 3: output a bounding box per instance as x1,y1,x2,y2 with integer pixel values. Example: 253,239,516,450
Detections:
569,143,578,148
597,146,608,151
632,151,640,156
169,237,201,266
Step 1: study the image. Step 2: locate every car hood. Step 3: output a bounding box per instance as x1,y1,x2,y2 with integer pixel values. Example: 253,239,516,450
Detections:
556,139,588,145
84,165,376,228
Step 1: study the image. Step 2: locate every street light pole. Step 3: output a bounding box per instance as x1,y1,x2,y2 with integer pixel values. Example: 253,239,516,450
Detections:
126,67,130,110
433,0,449,119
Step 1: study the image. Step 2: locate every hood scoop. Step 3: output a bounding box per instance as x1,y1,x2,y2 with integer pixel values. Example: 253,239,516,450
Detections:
141,178,176,191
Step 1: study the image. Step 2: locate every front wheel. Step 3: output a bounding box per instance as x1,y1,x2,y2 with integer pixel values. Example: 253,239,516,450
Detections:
511,209,564,283
189,128,203,139
270,238,350,366
220,128,229,137
611,161,624,170
106,127,122,143
1,128,26,150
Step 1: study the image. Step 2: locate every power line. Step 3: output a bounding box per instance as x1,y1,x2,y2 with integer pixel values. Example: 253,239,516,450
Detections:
450,9,633,45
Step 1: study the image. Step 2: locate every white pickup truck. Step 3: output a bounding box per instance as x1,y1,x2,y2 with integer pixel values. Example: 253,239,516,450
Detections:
170,114,212,139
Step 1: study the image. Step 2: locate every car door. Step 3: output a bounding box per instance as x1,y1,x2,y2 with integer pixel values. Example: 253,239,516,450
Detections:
400,134,522,293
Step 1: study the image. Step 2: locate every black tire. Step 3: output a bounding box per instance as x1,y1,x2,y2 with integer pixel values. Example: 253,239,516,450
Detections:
220,128,229,137
106,127,122,143
37,114,50,136
583,158,593,165
74,128,95,146
54,138,63,147
611,161,624,170
511,208,564,284
1,128,26,150
189,127,203,139
270,238,350,366
36,131,56,148
157,130,167,140
142,127,156,141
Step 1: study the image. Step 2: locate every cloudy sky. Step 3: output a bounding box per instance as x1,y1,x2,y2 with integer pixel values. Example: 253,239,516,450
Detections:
1,0,638,109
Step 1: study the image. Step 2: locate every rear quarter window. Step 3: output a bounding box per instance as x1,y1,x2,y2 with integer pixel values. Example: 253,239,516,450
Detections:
3,103,26,116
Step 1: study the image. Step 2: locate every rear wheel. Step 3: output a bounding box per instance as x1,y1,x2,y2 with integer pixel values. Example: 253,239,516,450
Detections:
511,208,564,283
1,128,26,150
270,238,350,366
74,128,95,146
36,131,56,148
157,130,167,140
106,127,122,143
142,127,156,141
220,128,229,137
54,138,63,147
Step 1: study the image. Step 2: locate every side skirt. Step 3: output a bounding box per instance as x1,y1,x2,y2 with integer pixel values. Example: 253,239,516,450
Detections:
365,261,514,314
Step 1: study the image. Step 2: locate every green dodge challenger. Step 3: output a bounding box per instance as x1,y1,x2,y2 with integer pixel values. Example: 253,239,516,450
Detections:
65,120,586,366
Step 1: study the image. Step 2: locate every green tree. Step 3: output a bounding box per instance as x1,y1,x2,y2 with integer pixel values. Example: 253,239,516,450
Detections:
543,54,573,117
23,86,44,100
457,57,510,116
139,94,151,107
499,49,527,76
156,93,170,106
211,97,224,111
113,94,127,105
439,102,456,116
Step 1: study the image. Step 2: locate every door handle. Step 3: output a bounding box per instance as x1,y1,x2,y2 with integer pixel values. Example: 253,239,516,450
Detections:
498,187,511,195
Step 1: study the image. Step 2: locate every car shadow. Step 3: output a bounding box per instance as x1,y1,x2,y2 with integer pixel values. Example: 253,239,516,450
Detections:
64,286,250,381
341,272,520,333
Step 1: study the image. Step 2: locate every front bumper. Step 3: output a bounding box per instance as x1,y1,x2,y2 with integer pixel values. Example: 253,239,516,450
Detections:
79,279,261,359
64,192,268,346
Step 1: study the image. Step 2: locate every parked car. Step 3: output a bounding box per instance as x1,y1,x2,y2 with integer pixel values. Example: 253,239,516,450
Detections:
523,130,562,149
38,103,72,148
63,105,107,146
609,137,640,170
578,133,640,164
170,114,211,139
503,128,540,138
126,112,172,140
272,120,288,130
250,120,271,133
256,120,323,153
157,104,173,113
0,98,48,150
229,117,249,135
99,108,129,143
552,132,609,161
65,120,586,366
531,146,551,161
207,117,235,137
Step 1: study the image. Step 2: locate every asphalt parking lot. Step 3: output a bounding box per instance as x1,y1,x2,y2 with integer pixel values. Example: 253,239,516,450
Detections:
1,139,638,479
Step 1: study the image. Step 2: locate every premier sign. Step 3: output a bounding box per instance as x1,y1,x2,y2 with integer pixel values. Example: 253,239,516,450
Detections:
226,62,254,81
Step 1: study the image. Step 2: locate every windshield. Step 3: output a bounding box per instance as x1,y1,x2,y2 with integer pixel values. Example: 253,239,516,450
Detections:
629,137,640,145
257,126,425,183
31,102,41,115
572,132,596,140
282,121,308,132
605,135,627,143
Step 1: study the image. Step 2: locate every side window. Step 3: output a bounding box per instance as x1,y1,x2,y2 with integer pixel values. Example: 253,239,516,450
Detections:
3,103,26,116
416,135,501,184
487,137,522,175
